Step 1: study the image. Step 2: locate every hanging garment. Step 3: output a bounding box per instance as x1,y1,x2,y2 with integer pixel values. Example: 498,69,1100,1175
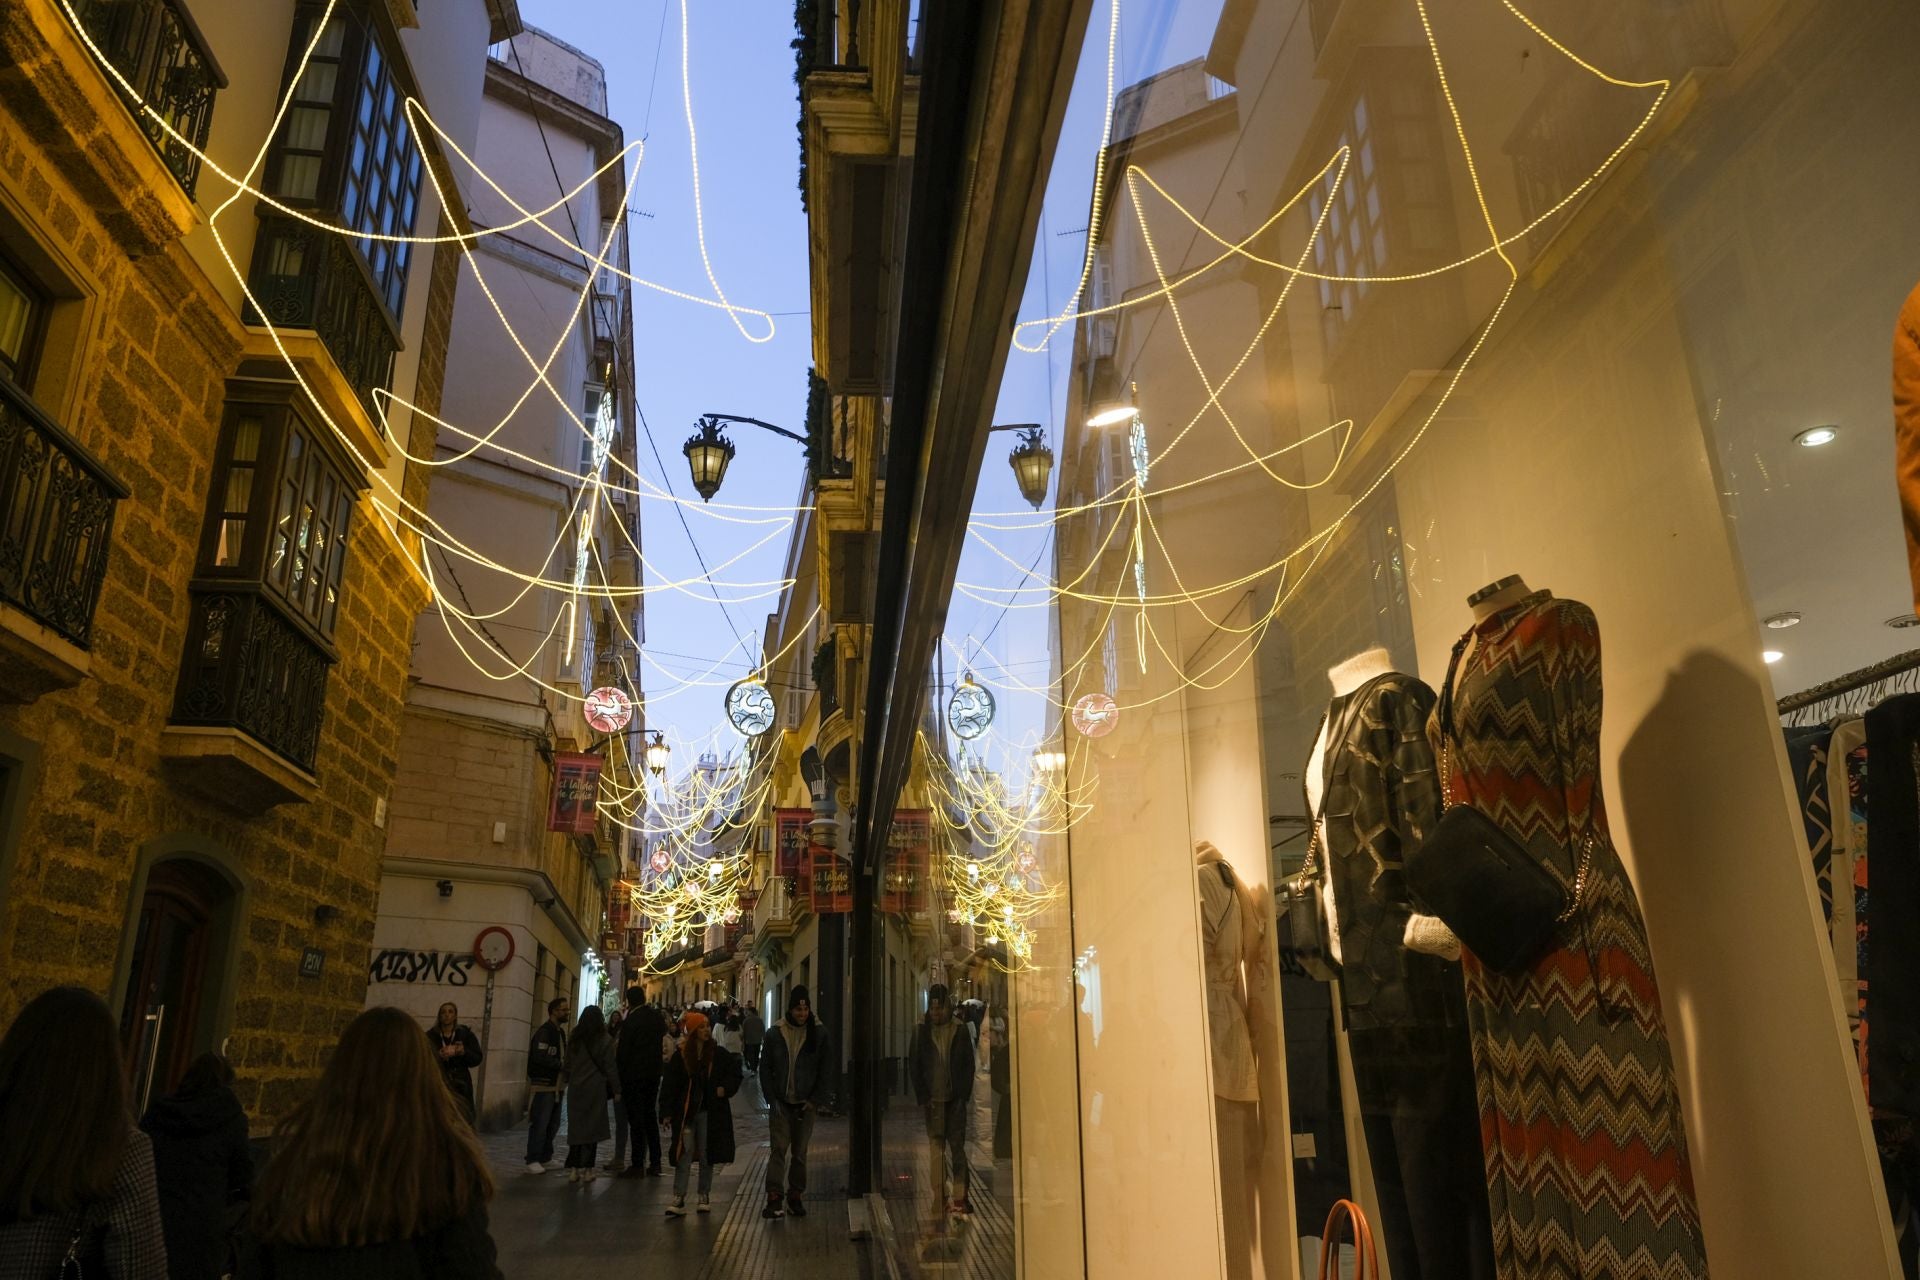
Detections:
1783,723,1835,926
1430,591,1707,1280
1867,695,1920,1120
1198,860,1261,1104
1895,280,1920,613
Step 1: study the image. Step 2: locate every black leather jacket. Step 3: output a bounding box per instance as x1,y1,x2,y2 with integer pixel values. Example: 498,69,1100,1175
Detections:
1310,672,1464,1030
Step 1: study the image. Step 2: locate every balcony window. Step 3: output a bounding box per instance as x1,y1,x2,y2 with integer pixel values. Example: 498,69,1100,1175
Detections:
0,255,45,391
264,5,424,318
62,0,224,197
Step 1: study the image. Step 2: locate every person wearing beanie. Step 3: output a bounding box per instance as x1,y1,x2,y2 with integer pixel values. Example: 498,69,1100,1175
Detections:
757,985,833,1220
658,1010,743,1217
910,984,977,1224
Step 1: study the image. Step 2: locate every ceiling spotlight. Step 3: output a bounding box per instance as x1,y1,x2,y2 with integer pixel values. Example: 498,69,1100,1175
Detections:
1887,614,1920,630
1793,425,1839,448
1762,650,1784,665
1763,612,1802,630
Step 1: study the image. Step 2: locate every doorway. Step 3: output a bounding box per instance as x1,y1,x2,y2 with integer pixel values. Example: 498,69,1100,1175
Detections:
121,858,231,1110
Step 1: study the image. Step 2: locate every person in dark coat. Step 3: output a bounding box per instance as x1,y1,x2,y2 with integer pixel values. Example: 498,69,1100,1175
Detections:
614,987,669,1178
427,1003,483,1124
910,984,977,1219
244,1006,501,1280
142,1052,253,1280
657,1011,743,1217
562,1006,618,1184
758,985,833,1220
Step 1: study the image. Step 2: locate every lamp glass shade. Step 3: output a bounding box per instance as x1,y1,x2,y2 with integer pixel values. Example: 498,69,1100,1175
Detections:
1009,428,1054,509
1084,401,1137,428
682,419,737,501
644,732,672,776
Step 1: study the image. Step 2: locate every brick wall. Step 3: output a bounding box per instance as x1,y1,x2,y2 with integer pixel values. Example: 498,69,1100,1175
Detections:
0,25,436,1124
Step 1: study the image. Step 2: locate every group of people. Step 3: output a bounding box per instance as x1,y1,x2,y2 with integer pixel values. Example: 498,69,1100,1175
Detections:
0,986,507,1279
517,984,832,1222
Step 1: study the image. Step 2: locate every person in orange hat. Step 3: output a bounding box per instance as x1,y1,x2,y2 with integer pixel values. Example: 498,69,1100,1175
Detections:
658,1010,742,1217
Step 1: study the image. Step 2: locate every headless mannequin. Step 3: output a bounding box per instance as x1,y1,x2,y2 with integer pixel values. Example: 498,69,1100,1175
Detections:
1468,573,1533,622
1308,647,1458,960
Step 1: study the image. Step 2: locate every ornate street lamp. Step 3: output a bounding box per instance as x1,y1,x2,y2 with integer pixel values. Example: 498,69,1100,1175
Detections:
682,417,737,502
1007,426,1054,510
644,729,671,778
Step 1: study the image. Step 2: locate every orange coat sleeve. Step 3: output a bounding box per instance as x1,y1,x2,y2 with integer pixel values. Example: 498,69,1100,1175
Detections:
1896,282,1920,614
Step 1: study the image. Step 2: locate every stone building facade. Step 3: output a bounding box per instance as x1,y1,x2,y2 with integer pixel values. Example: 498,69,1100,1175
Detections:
0,0,516,1125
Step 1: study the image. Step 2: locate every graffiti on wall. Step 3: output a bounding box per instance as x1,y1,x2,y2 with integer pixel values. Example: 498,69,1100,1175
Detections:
368,949,476,986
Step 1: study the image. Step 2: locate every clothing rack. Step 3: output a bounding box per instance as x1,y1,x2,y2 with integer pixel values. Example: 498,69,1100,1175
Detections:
1777,648,1920,722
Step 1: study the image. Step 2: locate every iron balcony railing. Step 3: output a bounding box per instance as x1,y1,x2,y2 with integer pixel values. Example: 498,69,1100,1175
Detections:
64,0,225,197
171,588,334,773
244,212,403,427
0,379,129,650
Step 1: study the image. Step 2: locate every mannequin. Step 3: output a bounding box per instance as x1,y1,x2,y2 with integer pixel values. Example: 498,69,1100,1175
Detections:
1434,579,1708,1280
1305,648,1492,1280
1197,842,1261,1280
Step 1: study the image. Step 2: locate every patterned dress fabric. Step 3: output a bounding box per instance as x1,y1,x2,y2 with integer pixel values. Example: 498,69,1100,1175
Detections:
1430,591,1707,1280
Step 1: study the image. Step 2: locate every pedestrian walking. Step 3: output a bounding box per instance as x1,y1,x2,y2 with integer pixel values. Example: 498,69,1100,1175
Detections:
910,984,976,1222
758,985,833,1220
605,1009,628,1174
427,1002,483,1125
659,1012,744,1218
739,1003,765,1072
0,986,167,1278
524,996,570,1174
141,1052,252,1280
614,988,669,1178
562,1006,618,1184
716,1012,743,1056
245,1006,502,1278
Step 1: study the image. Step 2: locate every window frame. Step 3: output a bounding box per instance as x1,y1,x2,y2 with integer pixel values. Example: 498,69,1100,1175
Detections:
0,248,49,393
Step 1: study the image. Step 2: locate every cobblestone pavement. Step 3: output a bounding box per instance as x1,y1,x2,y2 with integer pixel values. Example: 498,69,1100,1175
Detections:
478,1070,1016,1278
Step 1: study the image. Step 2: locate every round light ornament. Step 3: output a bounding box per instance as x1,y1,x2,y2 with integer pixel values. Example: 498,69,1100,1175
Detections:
724,677,777,737
947,673,995,741
1072,692,1120,738
583,686,633,734
650,848,671,874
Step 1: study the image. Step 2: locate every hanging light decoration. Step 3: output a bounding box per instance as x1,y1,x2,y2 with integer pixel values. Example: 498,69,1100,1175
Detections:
1072,692,1120,738
1007,426,1054,510
681,416,737,502
947,672,995,740
644,729,672,777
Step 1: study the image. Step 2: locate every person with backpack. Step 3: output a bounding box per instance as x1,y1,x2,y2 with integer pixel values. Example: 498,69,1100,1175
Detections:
141,1053,252,1279
523,996,569,1174
614,988,669,1178
0,987,167,1278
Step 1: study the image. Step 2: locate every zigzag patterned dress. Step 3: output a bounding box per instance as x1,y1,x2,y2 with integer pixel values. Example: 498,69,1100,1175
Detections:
1431,591,1708,1280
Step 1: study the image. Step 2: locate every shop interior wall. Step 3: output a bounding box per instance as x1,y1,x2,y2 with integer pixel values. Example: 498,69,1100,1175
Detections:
1376,16,1900,1272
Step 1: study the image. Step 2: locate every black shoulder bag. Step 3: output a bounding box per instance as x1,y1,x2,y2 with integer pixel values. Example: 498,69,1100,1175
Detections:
1404,632,1594,974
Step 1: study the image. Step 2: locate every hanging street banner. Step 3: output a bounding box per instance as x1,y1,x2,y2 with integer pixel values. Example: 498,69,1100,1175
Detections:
547,752,604,834
775,808,810,878
884,810,932,915
808,842,852,914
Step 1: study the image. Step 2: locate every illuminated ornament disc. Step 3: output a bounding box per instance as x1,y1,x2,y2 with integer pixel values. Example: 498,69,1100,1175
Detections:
1072,693,1120,738
583,686,633,734
947,674,995,741
724,677,777,737
650,848,671,873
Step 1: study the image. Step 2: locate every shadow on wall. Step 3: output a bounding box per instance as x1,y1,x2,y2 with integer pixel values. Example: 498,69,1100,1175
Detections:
1615,647,1873,1261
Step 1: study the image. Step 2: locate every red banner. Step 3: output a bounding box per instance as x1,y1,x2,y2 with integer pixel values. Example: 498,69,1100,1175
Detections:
775,808,810,878
607,880,633,931
884,810,931,915
547,752,604,834
808,843,852,914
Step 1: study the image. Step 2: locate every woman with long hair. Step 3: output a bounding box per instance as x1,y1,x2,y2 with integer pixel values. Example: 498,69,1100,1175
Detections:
426,1003,482,1125
246,1006,500,1278
562,1005,618,1184
142,1051,252,1280
0,986,167,1277
658,1010,743,1217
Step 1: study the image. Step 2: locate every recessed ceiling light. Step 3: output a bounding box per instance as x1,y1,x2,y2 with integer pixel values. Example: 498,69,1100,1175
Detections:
1889,614,1920,630
1793,425,1839,448
1762,650,1784,665
1763,611,1802,630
